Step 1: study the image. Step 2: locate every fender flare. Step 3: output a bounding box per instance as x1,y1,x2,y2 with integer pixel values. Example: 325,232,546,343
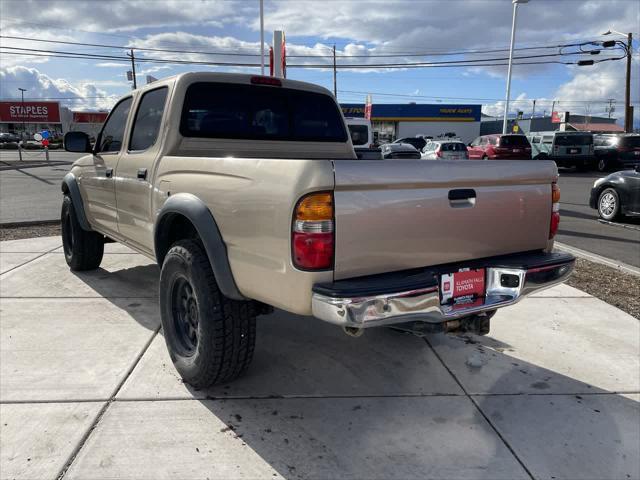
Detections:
61,173,92,231
154,193,246,301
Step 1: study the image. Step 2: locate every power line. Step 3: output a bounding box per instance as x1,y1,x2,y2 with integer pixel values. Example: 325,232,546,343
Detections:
0,34,625,60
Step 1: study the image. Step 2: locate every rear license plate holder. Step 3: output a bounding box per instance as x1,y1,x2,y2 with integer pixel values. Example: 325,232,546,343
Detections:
440,268,486,306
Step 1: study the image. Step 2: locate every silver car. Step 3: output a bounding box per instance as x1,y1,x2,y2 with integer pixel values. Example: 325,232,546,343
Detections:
421,140,469,160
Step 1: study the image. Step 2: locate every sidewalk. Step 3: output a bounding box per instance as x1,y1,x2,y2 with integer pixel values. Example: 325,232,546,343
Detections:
1,236,639,480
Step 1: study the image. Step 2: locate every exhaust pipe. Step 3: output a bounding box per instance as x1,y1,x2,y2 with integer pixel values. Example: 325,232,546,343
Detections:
343,326,364,337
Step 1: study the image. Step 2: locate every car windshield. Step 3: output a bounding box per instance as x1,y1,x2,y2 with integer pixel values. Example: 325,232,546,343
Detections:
348,125,369,145
620,136,640,148
500,135,530,147
555,134,593,146
181,82,347,142
440,142,466,152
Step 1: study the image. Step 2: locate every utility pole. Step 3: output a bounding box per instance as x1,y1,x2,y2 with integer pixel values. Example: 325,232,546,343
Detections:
624,33,632,132
332,44,337,98
128,49,137,89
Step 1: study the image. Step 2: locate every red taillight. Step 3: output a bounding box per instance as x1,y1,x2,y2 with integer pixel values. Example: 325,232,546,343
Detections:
292,192,334,270
550,183,560,239
293,232,333,269
436,149,442,158
250,76,282,86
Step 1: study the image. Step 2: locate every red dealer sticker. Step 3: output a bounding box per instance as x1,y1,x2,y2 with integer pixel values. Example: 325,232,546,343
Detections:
440,269,485,305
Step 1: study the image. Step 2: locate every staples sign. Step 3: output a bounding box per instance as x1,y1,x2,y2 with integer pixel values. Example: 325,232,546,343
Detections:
0,102,61,123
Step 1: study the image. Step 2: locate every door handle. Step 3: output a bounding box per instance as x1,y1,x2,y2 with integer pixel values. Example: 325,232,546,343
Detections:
137,168,147,180
105,168,113,178
448,189,476,201
448,189,476,208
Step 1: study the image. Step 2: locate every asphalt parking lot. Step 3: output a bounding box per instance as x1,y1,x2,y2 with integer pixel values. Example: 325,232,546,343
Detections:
1,236,638,480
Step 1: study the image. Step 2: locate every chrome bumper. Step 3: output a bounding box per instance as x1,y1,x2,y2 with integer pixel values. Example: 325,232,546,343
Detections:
312,255,574,329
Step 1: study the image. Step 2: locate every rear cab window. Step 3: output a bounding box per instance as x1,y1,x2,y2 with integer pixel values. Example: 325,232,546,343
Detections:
499,135,530,147
440,142,466,152
555,134,593,146
180,82,347,142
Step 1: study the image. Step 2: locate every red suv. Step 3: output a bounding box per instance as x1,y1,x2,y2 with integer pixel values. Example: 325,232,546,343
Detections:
467,134,532,160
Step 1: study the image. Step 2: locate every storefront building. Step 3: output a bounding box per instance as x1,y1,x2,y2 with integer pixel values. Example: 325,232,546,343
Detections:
340,103,482,144
0,100,108,139
0,101,69,138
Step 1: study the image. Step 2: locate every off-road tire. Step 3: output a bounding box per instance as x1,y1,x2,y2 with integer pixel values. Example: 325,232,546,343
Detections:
61,195,104,271
597,188,621,221
159,239,256,388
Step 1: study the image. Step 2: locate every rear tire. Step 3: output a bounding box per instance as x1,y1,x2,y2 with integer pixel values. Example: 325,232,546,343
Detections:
597,188,621,221
61,195,104,271
159,239,256,388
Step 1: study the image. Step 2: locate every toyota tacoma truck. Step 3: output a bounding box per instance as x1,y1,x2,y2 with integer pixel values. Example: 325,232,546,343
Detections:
61,72,574,387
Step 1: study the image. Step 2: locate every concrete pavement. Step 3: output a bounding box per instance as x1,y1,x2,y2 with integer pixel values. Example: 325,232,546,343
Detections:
1,236,638,480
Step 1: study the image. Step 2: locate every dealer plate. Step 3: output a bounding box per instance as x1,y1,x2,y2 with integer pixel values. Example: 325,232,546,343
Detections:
440,269,486,305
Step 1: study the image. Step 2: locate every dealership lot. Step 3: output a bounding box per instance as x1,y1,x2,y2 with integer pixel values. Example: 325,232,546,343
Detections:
1,236,638,479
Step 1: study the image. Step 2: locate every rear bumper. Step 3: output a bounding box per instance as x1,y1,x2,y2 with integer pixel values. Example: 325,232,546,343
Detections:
312,251,574,328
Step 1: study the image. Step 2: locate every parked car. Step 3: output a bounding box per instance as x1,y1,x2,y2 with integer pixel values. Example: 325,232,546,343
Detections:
0,132,19,143
467,134,531,160
589,166,640,221
528,131,594,169
381,142,422,159
392,136,427,151
421,140,468,160
61,72,574,387
593,134,640,172
345,117,381,159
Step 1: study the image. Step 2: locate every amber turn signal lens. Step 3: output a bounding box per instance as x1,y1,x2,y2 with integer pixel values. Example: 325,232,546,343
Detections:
296,192,333,221
552,183,561,203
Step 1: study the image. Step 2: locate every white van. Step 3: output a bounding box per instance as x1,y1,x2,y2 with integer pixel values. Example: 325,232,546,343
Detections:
345,117,374,149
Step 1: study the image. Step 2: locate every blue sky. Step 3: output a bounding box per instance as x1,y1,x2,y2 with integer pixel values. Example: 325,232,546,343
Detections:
0,0,638,124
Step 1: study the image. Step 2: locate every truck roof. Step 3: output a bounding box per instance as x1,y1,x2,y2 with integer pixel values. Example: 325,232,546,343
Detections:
134,72,335,97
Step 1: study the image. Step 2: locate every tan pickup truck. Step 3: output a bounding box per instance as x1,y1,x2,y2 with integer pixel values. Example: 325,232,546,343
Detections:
62,72,574,387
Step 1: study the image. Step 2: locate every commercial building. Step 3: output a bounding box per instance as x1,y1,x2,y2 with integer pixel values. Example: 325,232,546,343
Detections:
480,113,623,135
340,103,482,144
0,100,108,139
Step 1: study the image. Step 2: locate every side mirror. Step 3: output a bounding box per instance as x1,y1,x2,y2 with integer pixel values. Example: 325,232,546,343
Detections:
64,131,92,153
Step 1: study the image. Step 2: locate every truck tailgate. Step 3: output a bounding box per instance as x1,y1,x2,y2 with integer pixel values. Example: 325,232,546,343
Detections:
332,160,557,280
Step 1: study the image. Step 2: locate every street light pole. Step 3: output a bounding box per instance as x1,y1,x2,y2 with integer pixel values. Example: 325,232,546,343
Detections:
502,0,529,135
18,88,26,139
603,29,633,132
624,32,632,132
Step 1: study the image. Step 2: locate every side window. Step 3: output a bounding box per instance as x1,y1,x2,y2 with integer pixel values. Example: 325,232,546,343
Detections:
98,97,133,153
129,87,168,151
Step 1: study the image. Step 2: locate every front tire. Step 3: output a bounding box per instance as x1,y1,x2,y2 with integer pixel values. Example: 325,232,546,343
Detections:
61,195,104,271
598,188,621,221
159,239,256,388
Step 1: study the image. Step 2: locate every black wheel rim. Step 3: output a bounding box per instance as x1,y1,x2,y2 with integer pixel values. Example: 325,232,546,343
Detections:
171,276,199,355
62,209,74,257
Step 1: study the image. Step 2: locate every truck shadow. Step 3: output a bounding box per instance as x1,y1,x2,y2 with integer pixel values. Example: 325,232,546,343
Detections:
69,260,639,479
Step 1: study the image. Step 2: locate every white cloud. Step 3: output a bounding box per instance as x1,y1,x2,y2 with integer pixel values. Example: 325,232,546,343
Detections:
0,66,118,111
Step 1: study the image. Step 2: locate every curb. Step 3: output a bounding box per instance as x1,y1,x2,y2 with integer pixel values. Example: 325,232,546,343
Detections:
554,241,640,277
1,220,60,228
